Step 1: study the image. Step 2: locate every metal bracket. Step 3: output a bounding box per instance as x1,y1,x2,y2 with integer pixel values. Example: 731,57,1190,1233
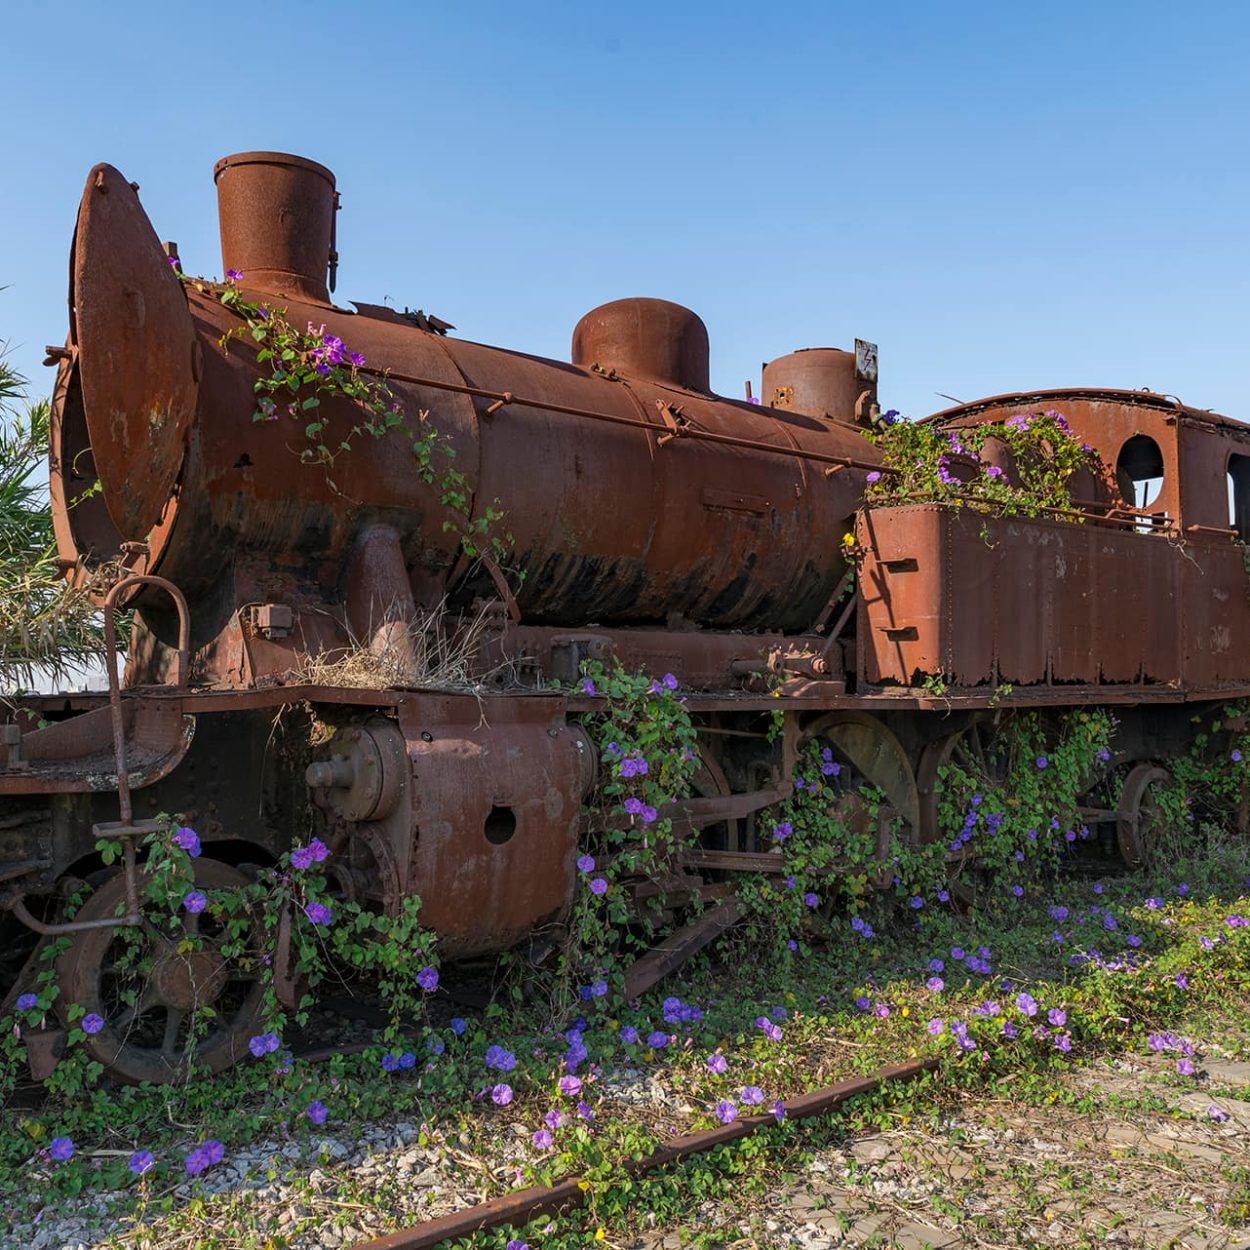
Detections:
656,401,686,446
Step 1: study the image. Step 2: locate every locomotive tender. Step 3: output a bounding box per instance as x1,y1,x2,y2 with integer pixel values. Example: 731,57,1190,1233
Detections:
3,151,1248,1083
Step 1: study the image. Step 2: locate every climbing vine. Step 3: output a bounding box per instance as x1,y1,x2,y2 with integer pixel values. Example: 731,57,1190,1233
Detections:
553,662,701,1011
864,409,1104,518
180,269,506,559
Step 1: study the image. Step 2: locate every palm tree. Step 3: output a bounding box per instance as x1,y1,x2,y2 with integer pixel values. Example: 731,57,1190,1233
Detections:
0,344,108,691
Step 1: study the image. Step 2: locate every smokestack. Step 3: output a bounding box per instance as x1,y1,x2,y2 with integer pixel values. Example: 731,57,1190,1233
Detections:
213,151,337,304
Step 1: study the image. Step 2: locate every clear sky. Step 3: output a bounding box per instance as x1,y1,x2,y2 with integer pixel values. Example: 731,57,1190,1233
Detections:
2,0,1249,421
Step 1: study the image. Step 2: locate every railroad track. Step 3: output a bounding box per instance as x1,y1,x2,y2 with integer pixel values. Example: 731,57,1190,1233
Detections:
350,1057,938,1250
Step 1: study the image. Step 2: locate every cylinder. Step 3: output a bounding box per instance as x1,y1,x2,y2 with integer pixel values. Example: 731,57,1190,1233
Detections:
214,151,336,304
762,348,861,423
572,298,710,391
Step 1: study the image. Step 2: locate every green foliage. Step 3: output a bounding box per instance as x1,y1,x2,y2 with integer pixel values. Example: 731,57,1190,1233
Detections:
0,346,108,688
549,661,701,1011
192,272,507,560
865,409,1103,518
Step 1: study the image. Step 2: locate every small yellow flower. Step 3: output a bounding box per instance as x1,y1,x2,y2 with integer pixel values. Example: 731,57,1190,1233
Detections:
578,1180,591,1192
901,1006,910,1018
595,1230,607,1242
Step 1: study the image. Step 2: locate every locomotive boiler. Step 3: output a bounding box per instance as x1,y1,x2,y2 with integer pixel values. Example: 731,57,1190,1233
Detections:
4,150,1250,1084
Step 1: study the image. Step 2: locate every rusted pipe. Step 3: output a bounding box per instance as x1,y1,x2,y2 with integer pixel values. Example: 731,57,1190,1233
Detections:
101,575,190,921
355,363,891,475
351,1057,938,1250
5,894,143,936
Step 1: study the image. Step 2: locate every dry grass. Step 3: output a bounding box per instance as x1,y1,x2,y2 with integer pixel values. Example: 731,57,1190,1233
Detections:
293,599,503,691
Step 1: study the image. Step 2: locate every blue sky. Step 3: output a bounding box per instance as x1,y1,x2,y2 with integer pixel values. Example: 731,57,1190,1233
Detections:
2,0,1249,420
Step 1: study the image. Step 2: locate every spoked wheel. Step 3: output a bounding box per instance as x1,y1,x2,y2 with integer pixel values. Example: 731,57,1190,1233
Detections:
55,860,265,1085
793,713,920,899
916,715,1013,846
1116,764,1171,869
916,716,1017,906
799,712,920,838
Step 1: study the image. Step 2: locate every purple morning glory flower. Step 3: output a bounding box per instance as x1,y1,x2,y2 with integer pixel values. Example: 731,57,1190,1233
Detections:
1047,1008,1066,1027
1055,1034,1072,1053
590,877,609,896
926,977,944,993
1177,1058,1196,1077
249,1031,280,1058
624,797,644,816
909,896,924,909
619,1025,639,1045
1015,993,1038,1017
450,1017,467,1035
866,470,881,483
49,1137,74,1162
417,966,439,993
485,1045,517,1071
559,1075,583,1096
81,1013,105,1035
290,838,330,870
532,1129,553,1150
1036,756,1048,769
715,1100,737,1124
1233,750,1243,763
307,1100,328,1125
1209,1105,1230,1122
129,1150,155,1175
928,1018,944,1035
491,1083,514,1105
647,1031,669,1049
740,1086,764,1106
874,1003,890,1019
173,826,201,857
183,891,207,914
15,993,37,1011
304,901,332,926
226,268,243,281
804,892,819,908
707,1053,728,1074
349,351,366,367
577,854,595,874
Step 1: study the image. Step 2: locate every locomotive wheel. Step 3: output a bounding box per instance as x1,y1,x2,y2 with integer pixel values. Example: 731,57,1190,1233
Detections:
799,712,920,840
916,716,1013,846
55,860,265,1085
1116,764,1172,869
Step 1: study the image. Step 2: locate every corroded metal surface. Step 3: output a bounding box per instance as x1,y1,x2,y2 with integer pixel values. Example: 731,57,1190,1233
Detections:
70,164,198,544
12,151,1250,1087
352,1058,938,1250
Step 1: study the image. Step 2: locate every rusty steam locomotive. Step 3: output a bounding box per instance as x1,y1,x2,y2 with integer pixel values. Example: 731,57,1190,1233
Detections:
3,151,1248,1084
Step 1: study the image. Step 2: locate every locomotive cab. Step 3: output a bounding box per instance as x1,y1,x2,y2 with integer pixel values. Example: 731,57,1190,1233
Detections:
856,389,1250,694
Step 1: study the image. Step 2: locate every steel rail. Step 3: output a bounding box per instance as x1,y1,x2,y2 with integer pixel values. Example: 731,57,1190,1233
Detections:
350,1056,938,1250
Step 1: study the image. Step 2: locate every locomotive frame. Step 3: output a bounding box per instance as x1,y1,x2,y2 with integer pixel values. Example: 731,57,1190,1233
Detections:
3,151,1247,1084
